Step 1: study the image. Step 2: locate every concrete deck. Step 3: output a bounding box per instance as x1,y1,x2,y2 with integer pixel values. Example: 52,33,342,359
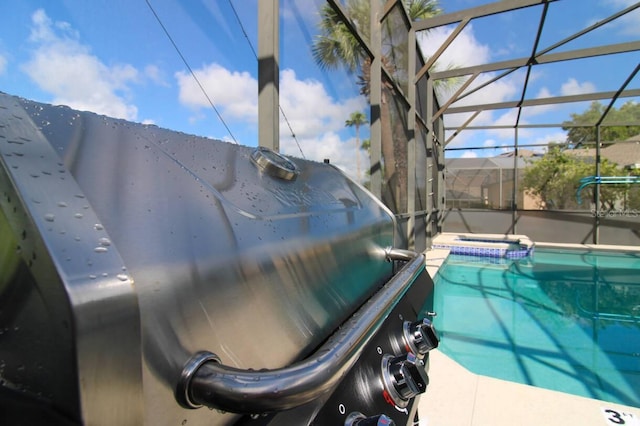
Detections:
418,247,640,426
418,350,640,426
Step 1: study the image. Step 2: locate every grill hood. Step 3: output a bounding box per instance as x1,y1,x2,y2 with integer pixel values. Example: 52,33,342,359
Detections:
0,92,406,424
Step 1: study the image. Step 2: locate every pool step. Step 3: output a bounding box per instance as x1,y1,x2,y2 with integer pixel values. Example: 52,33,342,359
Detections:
433,232,534,258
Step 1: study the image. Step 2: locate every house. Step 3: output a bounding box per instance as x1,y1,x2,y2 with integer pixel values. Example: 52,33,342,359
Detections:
445,135,640,210
567,134,640,169
445,150,540,209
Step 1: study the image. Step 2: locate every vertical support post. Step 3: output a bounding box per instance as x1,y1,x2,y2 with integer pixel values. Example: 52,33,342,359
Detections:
407,26,417,250
594,125,601,244
258,0,279,151
499,167,503,209
512,127,518,234
369,1,382,199
425,75,434,247
436,108,445,235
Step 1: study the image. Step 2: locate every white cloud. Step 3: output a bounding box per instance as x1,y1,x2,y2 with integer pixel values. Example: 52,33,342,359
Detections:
448,76,592,146
279,69,366,138
606,0,640,35
279,69,367,181
440,70,521,145
175,63,257,122
560,78,596,96
22,9,140,120
280,70,369,181
176,66,365,136
417,13,603,158
416,22,596,156
460,150,478,158
0,54,6,75
176,65,368,180
144,64,170,87
418,23,491,70
529,131,568,149
514,86,557,122
481,138,512,155
496,109,520,127
457,73,521,108
418,24,524,147
281,132,369,183
535,86,552,99
516,78,595,124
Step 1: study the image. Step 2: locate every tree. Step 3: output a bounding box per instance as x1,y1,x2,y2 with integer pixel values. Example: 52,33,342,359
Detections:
522,147,625,210
345,111,368,181
312,1,442,76
313,0,444,213
562,101,640,147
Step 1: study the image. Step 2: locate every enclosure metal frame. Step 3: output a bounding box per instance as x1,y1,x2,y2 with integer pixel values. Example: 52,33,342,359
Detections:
258,0,445,251
258,0,639,247
416,0,640,244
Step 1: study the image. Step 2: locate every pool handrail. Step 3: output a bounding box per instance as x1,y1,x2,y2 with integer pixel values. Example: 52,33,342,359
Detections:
576,175,640,204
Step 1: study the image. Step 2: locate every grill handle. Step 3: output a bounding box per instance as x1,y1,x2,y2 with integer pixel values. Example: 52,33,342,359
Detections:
175,249,424,414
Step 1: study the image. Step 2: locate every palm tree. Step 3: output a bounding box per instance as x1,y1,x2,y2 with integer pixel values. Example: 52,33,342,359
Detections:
313,0,441,75
345,111,368,182
313,0,445,213
313,0,442,81
406,0,442,19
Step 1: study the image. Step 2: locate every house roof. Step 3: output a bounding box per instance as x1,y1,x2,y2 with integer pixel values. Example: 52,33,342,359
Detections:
446,155,531,170
447,134,640,170
599,135,640,167
566,134,640,167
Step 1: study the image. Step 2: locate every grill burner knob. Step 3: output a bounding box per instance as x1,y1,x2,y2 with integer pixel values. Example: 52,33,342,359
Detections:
403,318,439,357
345,412,396,426
382,352,429,406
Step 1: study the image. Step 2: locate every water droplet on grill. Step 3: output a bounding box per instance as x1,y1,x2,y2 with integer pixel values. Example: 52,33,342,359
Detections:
44,213,55,222
94,247,108,253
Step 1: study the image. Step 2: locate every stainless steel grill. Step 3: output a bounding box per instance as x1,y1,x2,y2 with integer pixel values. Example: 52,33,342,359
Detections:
0,91,437,425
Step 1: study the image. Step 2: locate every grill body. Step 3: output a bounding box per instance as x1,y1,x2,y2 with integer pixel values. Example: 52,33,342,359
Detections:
0,92,434,425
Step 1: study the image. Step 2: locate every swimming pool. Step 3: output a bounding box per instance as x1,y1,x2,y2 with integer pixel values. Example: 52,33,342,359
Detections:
431,247,640,407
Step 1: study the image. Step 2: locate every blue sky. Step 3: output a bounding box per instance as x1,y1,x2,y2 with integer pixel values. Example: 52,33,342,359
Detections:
0,0,638,175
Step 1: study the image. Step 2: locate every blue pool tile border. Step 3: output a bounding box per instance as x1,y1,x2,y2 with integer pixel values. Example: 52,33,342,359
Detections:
432,243,534,258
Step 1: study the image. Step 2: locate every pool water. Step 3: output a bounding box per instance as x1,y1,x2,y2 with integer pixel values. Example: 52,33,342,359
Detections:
432,248,640,407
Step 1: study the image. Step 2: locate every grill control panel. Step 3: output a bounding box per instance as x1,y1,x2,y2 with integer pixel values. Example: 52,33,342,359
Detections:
381,352,429,407
345,412,396,425
403,318,439,357
309,267,438,425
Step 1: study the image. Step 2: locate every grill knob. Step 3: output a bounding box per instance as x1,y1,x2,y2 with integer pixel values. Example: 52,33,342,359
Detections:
345,412,395,426
403,318,439,357
382,352,429,406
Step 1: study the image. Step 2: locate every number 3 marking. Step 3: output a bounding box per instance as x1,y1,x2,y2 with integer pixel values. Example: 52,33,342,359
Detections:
604,409,625,425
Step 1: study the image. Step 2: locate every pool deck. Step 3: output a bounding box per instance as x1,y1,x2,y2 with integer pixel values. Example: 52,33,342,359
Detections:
418,247,640,426
536,241,640,252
